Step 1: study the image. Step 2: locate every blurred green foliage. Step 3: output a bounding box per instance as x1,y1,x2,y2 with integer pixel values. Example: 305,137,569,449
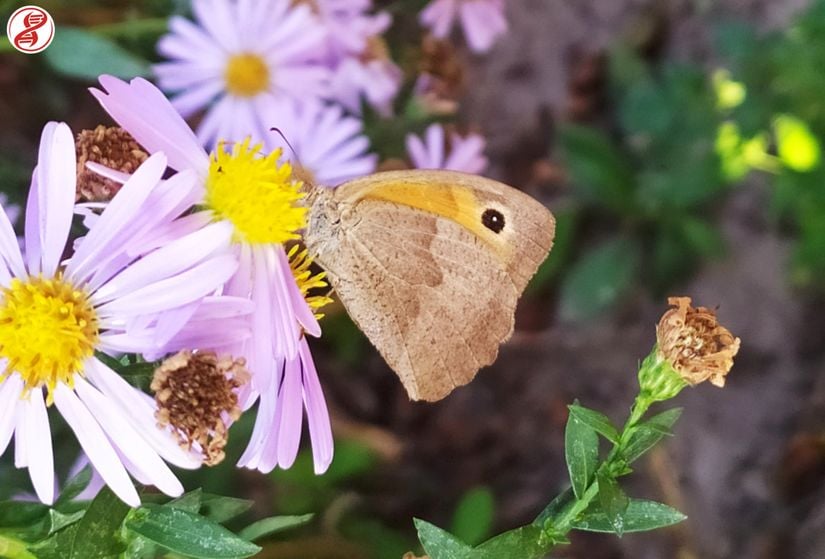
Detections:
558,49,728,319
720,0,825,286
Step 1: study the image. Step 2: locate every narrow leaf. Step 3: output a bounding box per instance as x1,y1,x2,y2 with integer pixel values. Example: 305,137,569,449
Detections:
169,489,204,513
414,519,474,559
238,514,313,541
572,499,686,533
475,524,555,559
565,412,599,500
126,504,260,558
67,487,130,559
568,405,620,444
623,408,682,464
55,466,93,506
200,494,253,524
596,473,630,536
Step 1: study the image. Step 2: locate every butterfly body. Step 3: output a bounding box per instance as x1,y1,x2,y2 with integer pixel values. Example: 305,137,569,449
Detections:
304,170,555,402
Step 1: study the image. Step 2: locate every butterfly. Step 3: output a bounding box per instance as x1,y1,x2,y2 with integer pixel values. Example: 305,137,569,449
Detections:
303,170,555,401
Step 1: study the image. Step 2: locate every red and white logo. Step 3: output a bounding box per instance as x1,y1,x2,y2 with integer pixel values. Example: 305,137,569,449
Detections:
6,5,54,54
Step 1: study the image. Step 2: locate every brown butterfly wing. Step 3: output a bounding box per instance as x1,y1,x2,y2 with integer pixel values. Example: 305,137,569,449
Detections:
305,171,555,401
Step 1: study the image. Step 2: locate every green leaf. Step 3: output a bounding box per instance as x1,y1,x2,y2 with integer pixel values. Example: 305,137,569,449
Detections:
475,524,556,559
45,509,85,536
55,466,92,506
200,494,253,524
44,27,151,80
29,525,80,559
595,473,630,536
559,124,637,213
125,504,260,559
623,408,683,464
450,487,495,546
533,487,574,526
0,501,50,530
67,487,131,559
414,519,474,559
238,514,313,541
568,405,620,444
572,499,686,533
560,237,641,321
169,489,204,513
565,408,600,500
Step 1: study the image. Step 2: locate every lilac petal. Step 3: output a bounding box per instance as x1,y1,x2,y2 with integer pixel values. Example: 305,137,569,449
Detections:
66,152,168,283
406,134,429,170
96,254,238,317
300,338,333,474
237,393,275,470
84,162,130,185
74,377,183,498
151,301,201,349
35,122,75,277
91,76,209,174
23,170,41,275
276,357,304,469
250,249,277,391
170,79,224,119
425,124,445,168
277,247,320,337
263,247,299,359
224,243,253,298
192,0,240,51
53,383,140,507
14,401,26,469
92,220,232,304
0,375,23,457
147,318,251,359
0,189,25,278
85,358,202,469
23,390,55,505
256,388,283,473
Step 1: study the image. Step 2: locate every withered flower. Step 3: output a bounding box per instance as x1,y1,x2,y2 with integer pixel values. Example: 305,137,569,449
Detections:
656,296,740,388
75,125,148,202
152,351,250,466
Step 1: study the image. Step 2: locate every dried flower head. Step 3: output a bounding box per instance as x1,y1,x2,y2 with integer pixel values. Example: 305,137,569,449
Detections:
656,296,740,387
75,125,148,202
152,351,250,466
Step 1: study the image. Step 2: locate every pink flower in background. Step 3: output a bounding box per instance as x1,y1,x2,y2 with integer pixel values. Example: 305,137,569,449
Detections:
420,0,508,53
304,0,402,115
154,0,329,148
406,123,488,173
330,55,403,116
92,76,334,475
265,98,377,186
0,122,241,506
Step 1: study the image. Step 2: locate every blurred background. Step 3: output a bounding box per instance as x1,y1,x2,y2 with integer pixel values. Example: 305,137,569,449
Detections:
3,0,825,557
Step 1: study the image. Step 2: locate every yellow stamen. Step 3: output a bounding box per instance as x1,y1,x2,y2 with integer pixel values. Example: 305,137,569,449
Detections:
288,245,333,319
0,275,98,396
224,53,270,97
205,138,307,245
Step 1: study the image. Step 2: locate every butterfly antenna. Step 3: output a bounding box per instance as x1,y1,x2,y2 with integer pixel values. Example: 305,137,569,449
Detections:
270,127,302,168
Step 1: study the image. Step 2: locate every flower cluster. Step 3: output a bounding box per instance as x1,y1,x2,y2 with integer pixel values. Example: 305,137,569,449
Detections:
0,0,510,507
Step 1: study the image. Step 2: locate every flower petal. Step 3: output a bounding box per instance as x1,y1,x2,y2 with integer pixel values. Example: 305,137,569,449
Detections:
300,338,333,474
53,383,140,507
22,390,55,505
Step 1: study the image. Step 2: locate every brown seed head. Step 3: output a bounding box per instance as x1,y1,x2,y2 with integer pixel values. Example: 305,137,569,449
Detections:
656,296,740,387
75,126,148,202
152,350,250,466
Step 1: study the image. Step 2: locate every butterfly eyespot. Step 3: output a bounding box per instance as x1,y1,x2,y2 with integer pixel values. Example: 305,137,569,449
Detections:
481,208,505,233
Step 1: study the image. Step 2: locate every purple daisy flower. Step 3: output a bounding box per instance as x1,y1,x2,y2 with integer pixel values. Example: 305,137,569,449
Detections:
0,122,243,506
420,0,508,53
154,0,330,149
92,76,335,474
265,97,377,186
406,123,489,173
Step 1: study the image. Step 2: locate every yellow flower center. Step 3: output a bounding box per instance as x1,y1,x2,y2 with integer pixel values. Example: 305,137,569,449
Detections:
288,245,333,319
224,53,270,97
206,139,307,245
0,275,98,394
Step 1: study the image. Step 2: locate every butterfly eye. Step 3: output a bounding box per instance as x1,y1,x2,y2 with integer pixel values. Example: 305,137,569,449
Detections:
481,208,505,233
